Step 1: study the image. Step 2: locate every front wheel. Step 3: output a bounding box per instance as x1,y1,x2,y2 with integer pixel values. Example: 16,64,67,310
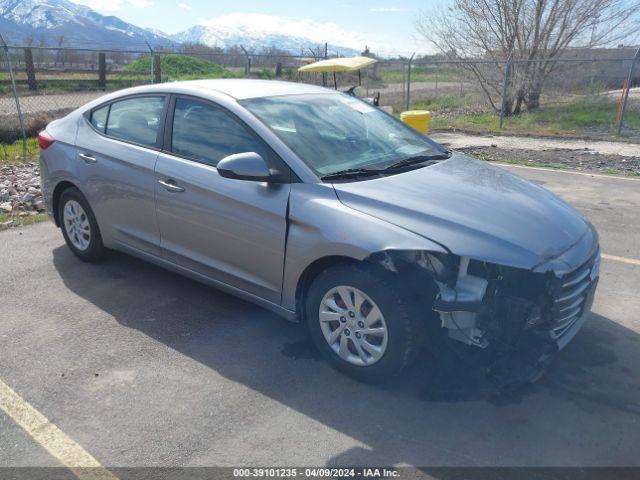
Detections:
305,264,425,382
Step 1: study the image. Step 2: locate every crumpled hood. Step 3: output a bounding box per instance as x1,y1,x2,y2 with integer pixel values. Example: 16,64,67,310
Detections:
332,153,591,270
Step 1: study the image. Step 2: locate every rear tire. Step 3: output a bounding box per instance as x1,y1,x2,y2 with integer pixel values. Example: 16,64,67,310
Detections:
305,263,425,382
58,187,106,263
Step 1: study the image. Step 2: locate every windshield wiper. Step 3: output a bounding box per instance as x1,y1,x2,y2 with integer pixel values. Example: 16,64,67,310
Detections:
320,151,452,181
383,151,452,171
320,167,384,181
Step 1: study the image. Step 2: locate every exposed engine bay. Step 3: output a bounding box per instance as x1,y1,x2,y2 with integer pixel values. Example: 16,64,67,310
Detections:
373,248,600,364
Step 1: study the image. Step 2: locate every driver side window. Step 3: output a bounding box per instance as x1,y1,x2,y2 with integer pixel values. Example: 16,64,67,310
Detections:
171,98,270,167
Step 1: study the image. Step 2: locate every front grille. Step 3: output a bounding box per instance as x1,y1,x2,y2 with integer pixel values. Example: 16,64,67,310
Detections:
548,248,600,340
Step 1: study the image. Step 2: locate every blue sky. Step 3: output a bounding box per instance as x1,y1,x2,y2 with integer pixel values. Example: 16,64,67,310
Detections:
70,0,451,54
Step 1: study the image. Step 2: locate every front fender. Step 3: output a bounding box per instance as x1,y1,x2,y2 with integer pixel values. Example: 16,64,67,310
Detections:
281,183,447,310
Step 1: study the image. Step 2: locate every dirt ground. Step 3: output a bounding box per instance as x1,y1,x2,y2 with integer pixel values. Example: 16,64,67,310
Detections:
431,132,640,176
459,146,640,176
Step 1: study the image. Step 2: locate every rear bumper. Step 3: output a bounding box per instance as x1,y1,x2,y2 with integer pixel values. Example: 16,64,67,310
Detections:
39,156,55,219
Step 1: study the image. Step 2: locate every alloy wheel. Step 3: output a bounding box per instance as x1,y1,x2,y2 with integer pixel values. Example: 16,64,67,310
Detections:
63,199,91,251
318,285,388,366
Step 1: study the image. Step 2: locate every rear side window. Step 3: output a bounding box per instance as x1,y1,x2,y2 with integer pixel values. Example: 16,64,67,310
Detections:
105,96,165,147
171,97,271,166
90,105,109,133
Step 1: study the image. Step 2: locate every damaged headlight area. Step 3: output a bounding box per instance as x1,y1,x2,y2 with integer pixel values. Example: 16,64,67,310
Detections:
373,249,600,355
433,253,600,353
433,257,547,349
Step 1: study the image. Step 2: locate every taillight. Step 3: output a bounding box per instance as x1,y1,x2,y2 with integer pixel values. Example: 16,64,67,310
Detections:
38,131,55,150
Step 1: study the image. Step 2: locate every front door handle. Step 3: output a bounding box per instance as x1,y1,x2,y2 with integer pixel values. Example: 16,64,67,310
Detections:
158,179,185,193
79,152,97,164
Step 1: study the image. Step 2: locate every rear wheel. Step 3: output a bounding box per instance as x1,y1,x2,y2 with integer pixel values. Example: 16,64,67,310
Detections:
306,264,425,382
58,187,105,262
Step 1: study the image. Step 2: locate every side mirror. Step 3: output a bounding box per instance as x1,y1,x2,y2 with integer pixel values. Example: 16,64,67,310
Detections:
217,152,272,182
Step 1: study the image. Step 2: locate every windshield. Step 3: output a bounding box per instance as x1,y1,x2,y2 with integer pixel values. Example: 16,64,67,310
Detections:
241,93,446,178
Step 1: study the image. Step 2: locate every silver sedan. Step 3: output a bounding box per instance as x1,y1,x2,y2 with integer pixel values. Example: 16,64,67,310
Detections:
39,79,600,382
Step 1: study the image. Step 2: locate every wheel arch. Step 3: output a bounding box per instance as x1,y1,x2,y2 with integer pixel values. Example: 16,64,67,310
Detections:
51,180,79,227
292,249,444,323
294,255,363,319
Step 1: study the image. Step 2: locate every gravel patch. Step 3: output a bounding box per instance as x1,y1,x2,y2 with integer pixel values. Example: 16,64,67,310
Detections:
0,163,46,228
431,132,640,157
457,145,640,176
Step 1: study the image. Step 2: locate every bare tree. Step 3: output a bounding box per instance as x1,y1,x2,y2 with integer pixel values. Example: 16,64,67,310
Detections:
416,0,640,114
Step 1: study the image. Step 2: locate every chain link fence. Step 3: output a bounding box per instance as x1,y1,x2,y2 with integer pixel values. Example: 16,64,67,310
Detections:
1,43,639,152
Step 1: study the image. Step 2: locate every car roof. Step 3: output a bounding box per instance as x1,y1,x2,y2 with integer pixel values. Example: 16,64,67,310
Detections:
130,79,334,100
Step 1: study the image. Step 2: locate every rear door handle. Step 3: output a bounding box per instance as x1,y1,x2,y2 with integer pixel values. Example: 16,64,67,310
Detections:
79,152,97,164
158,179,185,193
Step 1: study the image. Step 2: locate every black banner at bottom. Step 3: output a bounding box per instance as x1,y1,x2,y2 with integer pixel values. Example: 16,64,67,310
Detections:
1,467,639,480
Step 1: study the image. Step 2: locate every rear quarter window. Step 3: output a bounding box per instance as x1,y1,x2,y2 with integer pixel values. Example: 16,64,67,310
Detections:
105,96,165,147
90,105,109,133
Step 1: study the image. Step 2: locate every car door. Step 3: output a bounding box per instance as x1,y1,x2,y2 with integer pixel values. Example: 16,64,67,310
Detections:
76,95,167,256
154,96,292,304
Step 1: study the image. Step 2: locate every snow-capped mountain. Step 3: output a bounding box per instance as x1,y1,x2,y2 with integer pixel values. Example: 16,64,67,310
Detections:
0,0,362,54
173,25,359,56
0,0,175,48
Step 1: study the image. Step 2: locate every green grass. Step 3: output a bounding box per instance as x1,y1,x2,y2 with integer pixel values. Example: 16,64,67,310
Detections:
411,95,475,111
380,67,457,84
0,137,39,166
124,54,239,80
429,97,640,137
0,212,49,231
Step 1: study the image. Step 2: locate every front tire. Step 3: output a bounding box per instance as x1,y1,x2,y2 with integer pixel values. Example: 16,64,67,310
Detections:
305,264,425,382
58,187,105,262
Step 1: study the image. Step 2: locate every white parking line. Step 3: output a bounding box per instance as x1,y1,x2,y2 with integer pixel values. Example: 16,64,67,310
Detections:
602,253,640,267
0,378,118,480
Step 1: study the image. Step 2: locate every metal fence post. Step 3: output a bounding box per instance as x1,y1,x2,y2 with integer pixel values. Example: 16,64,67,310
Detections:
322,42,328,87
0,35,27,153
617,47,640,135
98,52,106,90
153,53,161,83
401,61,406,104
406,52,415,111
144,40,154,84
24,47,37,91
499,57,512,129
240,46,251,76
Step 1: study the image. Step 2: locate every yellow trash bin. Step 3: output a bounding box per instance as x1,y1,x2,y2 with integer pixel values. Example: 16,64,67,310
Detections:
400,110,431,134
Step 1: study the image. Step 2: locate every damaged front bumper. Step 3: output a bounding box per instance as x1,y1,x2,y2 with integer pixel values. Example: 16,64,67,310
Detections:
433,235,601,356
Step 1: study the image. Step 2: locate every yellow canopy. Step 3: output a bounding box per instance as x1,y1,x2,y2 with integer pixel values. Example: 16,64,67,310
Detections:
298,56,377,72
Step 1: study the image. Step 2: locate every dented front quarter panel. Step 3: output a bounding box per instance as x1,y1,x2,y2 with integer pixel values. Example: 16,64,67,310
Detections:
280,183,447,310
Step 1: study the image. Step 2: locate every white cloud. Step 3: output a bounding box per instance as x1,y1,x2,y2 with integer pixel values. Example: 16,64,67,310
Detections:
369,7,404,12
198,13,386,51
70,0,153,11
177,2,191,10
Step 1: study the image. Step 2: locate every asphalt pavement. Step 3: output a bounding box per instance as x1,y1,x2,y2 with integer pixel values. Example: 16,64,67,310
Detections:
1,165,639,472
